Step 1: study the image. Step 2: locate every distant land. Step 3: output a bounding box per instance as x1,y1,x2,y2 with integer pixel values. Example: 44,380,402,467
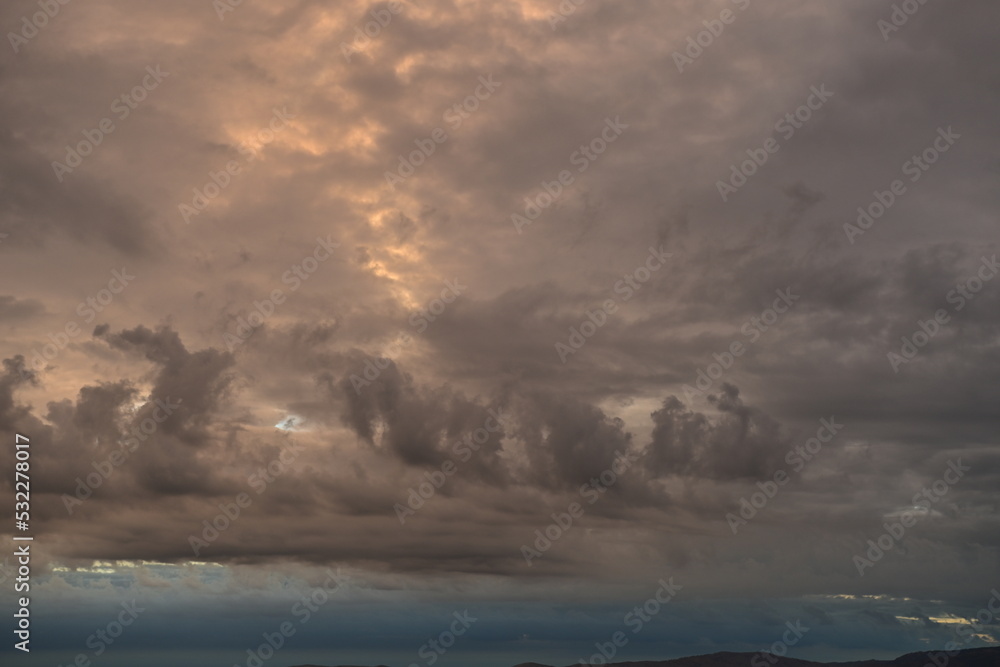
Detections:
289,646,1000,667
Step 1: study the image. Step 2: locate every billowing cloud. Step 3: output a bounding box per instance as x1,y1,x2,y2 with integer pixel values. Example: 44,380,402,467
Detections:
1,0,998,663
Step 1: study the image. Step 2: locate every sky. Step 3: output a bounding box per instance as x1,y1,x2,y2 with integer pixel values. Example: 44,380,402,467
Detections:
1,0,999,666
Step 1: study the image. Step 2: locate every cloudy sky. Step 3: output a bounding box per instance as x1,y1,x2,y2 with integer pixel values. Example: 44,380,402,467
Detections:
1,0,998,665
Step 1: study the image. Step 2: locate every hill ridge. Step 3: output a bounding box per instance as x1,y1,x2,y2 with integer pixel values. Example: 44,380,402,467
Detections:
288,646,1000,667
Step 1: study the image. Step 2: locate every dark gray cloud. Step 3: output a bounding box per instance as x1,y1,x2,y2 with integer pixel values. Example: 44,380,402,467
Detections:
0,0,998,660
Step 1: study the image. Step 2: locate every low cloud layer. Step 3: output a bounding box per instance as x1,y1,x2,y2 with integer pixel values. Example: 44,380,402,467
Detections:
1,0,997,662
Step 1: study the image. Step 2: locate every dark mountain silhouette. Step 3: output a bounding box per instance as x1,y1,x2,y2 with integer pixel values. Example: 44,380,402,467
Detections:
289,646,1000,667
830,646,1000,666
